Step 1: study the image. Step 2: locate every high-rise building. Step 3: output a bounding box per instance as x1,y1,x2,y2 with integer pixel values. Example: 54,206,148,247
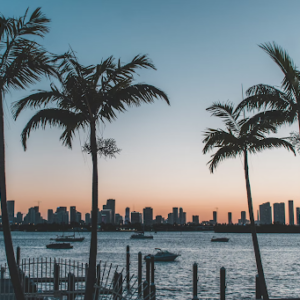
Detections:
70,206,77,224
115,213,123,225
172,207,178,224
55,207,69,224
241,211,246,225
143,207,153,226
155,215,163,224
106,199,116,224
76,212,81,223
213,211,217,224
259,202,272,225
16,212,23,224
296,207,300,225
125,207,130,224
192,215,199,224
179,207,183,225
289,200,294,225
273,203,285,224
131,211,141,224
48,209,54,224
182,212,186,225
24,206,41,224
168,213,173,224
228,212,232,224
85,213,91,225
101,209,112,224
7,200,15,224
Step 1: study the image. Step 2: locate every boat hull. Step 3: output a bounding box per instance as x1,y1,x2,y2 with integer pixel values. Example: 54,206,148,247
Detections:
211,238,229,242
130,235,153,239
46,243,73,249
54,237,84,242
144,254,179,262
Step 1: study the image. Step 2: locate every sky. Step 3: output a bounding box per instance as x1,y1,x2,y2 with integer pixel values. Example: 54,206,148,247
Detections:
1,1,300,223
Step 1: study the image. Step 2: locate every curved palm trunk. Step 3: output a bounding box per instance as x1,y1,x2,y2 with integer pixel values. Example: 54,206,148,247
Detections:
84,121,98,300
0,93,25,300
244,150,269,300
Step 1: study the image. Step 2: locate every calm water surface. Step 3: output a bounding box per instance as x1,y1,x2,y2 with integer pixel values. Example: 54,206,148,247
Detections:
0,231,299,299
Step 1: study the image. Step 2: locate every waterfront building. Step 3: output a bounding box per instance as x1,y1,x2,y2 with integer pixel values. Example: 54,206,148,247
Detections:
143,207,153,226
273,203,285,224
172,207,178,224
24,206,41,224
70,206,77,224
228,212,232,224
47,209,54,224
259,202,272,225
131,211,141,224
183,212,186,224
104,199,115,224
125,207,130,224
168,213,173,224
192,215,199,224
296,207,300,225
289,200,294,225
76,212,81,223
241,211,246,225
7,200,15,224
179,207,183,225
115,213,123,225
16,212,23,224
100,209,112,224
155,215,163,224
85,213,91,225
55,207,69,224
213,211,217,224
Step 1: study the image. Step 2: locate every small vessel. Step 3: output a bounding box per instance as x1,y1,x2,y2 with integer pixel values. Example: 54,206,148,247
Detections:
46,243,73,249
50,233,84,242
130,231,153,239
211,236,229,242
144,248,180,262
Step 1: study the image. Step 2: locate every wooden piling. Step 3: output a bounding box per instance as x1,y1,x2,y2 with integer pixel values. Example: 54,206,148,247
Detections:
192,263,199,300
256,274,262,299
67,273,75,300
138,252,142,297
143,280,149,300
54,263,60,291
16,247,20,266
220,267,226,300
150,256,156,300
126,245,130,290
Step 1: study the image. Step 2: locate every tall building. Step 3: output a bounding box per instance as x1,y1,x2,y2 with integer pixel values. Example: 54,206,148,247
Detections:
273,203,285,224
115,213,123,225
55,207,69,224
100,209,111,224
76,212,81,223
228,212,232,224
296,207,300,225
70,206,77,223
85,213,91,225
241,211,246,225
16,212,23,224
7,200,15,224
24,206,41,224
48,209,54,224
143,207,153,226
289,200,294,225
172,207,178,224
106,199,116,224
125,207,130,225
259,202,272,225
182,212,186,225
179,207,183,225
168,213,173,224
131,211,141,224
192,215,199,224
155,215,163,224
213,211,217,224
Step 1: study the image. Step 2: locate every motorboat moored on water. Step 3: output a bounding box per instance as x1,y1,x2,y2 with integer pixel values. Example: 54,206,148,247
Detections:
50,233,84,242
130,232,153,239
46,243,73,249
144,248,180,262
211,236,229,242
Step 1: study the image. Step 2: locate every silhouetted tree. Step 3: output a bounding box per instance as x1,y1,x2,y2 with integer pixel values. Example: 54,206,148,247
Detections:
13,53,169,299
203,102,295,300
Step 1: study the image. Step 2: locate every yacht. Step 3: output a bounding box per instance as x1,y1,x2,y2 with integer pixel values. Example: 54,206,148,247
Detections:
130,231,153,239
144,248,180,262
46,243,73,249
211,236,229,242
51,233,84,242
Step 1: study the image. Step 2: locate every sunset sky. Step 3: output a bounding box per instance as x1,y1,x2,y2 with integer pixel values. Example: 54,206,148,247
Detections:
1,1,300,223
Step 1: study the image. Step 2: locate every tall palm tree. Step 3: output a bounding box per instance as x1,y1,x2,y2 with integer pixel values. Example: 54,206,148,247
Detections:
203,102,295,300
237,42,300,132
12,53,170,299
0,8,54,300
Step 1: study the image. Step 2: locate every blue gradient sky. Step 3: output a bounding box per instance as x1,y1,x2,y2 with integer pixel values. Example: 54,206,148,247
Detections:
1,1,300,223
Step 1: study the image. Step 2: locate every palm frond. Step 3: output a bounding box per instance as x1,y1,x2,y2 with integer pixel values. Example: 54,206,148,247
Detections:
83,137,121,158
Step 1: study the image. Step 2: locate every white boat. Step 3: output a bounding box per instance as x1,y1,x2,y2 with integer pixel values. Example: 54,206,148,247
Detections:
211,236,229,242
144,248,180,261
130,232,153,239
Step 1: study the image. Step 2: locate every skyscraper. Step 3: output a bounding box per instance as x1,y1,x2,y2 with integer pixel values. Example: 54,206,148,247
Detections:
85,213,91,225
182,212,186,224
172,207,178,224
106,199,116,224
131,211,140,224
7,200,15,224
179,207,183,225
48,209,54,224
259,202,272,225
273,203,285,224
155,215,162,224
241,211,246,225
296,207,300,225
289,200,294,225
168,213,173,224
143,207,153,226
125,207,130,225
70,206,77,224
16,212,23,224
213,211,217,224
228,212,232,224
192,215,199,224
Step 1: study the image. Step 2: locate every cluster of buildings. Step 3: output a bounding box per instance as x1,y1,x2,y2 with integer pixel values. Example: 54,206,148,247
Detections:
2,199,300,227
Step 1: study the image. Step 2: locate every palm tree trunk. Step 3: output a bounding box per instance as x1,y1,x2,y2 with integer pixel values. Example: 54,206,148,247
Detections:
84,121,98,300
0,93,25,300
244,150,269,300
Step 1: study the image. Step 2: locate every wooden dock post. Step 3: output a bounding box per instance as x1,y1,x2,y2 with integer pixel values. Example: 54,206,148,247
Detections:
94,263,101,299
54,263,60,291
126,245,130,290
67,273,75,300
150,256,156,300
146,256,150,297
113,271,122,300
192,263,199,300
256,274,262,299
138,252,142,297
220,267,226,300
143,280,149,300
16,247,20,266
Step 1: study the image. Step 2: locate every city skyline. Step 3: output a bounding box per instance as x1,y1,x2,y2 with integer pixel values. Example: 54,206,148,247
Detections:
2,1,300,223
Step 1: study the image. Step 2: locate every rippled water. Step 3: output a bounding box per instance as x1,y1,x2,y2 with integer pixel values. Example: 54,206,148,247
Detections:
0,231,299,299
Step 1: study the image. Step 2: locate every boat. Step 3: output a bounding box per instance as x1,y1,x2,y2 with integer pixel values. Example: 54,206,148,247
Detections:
211,236,229,242
144,248,180,262
130,231,153,239
50,233,84,242
46,243,73,249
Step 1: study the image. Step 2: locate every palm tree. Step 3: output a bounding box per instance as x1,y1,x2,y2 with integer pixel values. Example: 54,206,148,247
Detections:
0,8,54,299
203,102,295,300
237,42,300,132
12,53,170,299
